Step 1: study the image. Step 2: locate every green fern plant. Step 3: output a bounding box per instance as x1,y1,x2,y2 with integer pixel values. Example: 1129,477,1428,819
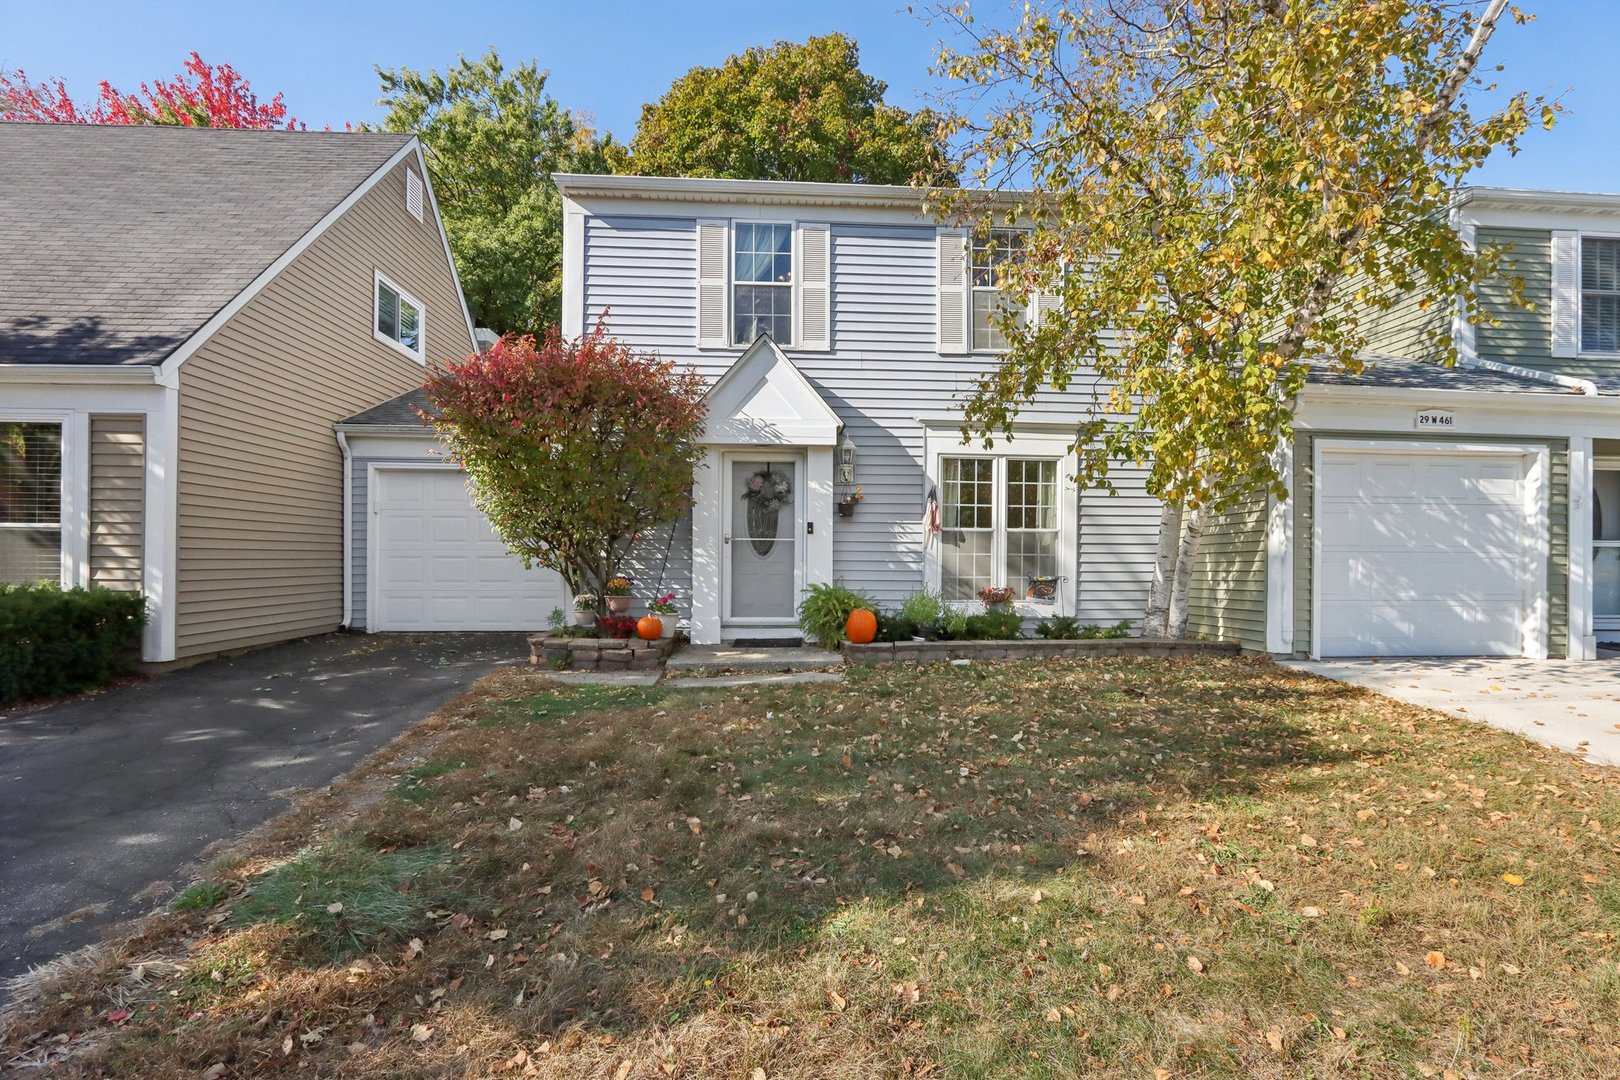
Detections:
798,581,876,650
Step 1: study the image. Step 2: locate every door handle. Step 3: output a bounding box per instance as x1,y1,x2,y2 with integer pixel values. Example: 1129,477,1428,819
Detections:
723,534,731,544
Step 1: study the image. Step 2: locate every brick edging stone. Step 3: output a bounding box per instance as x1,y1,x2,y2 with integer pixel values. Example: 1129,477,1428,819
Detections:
528,634,680,671
840,638,1241,663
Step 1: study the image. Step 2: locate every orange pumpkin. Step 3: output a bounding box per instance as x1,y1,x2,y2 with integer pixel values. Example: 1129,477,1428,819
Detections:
845,608,878,645
636,615,663,641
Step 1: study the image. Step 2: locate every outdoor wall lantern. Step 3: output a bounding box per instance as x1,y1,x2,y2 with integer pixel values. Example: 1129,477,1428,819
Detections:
837,431,858,485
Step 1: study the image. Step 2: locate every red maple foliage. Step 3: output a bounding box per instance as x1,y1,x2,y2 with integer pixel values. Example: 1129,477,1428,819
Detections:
0,51,300,129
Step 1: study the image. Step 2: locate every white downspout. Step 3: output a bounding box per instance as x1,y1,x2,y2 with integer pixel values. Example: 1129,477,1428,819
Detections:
337,428,353,629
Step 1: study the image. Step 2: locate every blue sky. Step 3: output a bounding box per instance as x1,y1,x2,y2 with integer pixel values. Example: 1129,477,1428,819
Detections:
2,0,1615,191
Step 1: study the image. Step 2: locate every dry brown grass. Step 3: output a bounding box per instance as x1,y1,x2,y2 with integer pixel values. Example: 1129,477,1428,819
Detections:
3,657,1617,1079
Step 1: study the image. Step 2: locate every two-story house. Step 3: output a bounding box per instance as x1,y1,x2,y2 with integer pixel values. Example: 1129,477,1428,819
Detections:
0,123,476,663
339,174,1620,661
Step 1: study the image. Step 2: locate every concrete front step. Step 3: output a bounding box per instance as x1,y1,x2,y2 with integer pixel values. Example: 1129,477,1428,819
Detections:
664,646,843,675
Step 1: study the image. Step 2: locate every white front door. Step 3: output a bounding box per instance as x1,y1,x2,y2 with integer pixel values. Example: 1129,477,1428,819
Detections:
1594,467,1620,638
724,455,804,628
371,467,565,631
1315,448,1537,658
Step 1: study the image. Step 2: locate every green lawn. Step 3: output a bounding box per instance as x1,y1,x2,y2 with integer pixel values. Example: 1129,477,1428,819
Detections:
7,657,1618,1078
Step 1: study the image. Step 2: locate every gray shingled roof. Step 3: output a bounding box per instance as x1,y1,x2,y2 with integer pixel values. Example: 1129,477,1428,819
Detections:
340,387,436,428
0,123,413,366
1305,353,1578,394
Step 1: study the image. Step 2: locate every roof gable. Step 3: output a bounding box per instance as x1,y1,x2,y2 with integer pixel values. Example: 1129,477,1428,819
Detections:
703,336,841,446
0,124,415,367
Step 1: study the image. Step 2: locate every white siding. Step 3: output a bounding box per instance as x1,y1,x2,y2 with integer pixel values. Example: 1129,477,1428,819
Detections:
581,213,1158,619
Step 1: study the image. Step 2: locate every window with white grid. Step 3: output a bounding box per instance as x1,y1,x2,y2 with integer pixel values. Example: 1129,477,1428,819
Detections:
733,221,793,345
940,455,1061,603
970,228,1029,352
0,422,63,586
1582,237,1620,353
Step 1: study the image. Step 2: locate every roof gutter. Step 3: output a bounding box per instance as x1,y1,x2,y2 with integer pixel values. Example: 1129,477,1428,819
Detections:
0,363,165,385
1301,382,1611,410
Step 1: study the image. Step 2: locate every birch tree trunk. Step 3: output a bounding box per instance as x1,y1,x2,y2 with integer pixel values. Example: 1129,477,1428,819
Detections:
1166,504,1210,639
1141,501,1183,638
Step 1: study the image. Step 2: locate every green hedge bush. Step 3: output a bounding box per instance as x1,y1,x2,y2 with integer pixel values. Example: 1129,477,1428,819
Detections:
0,584,147,704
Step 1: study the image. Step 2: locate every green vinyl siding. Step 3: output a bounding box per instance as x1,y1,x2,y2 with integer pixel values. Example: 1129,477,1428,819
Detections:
1341,270,1450,361
1292,431,1569,659
1475,227,1555,370
1186,488,1268,650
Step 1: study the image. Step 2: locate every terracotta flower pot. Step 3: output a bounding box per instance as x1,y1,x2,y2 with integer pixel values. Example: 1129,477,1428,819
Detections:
606,595,632,613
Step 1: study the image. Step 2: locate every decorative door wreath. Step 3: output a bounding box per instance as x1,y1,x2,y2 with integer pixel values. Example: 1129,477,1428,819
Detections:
741,464,793,556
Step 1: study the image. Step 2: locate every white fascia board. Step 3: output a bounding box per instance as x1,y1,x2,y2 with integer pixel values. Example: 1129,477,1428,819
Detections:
155,139,422,382
1299,383,1608,412
553,171,1013,211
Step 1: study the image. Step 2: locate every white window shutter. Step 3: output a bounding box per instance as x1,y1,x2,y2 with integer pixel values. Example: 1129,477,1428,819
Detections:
797,223,832,351
937,228,969,354
1551,229,1580,358
697,218,729,349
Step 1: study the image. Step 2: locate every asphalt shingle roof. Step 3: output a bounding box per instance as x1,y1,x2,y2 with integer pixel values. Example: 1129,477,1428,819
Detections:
0,123,413,366
1304,353,1580,394
340,387,436,428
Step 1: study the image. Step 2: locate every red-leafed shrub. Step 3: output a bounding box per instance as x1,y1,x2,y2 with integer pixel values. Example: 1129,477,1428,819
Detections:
424,324,706,611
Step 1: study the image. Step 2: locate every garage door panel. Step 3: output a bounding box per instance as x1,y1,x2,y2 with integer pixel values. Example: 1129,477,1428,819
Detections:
1317,449,1533,658
1321,552,1525,602
372,469,563,631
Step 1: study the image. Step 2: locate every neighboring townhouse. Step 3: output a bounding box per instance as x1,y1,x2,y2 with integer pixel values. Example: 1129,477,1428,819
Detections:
0,123,476,663
1188,188,1620,661
345,174,1620,661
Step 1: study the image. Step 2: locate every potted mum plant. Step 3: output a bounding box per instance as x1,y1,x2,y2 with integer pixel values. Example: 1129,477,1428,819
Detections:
977,585,1015,610
603,575,633,613
572,593,598,627
648,591,678,638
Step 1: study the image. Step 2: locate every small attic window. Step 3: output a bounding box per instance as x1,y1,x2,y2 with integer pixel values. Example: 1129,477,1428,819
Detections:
405,169,424,222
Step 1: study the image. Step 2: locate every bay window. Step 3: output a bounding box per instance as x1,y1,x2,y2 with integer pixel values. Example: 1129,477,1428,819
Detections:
0,421,64,586
940,454,1062,603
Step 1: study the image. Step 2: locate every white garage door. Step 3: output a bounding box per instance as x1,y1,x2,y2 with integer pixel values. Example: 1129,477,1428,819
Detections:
372,468,565,631
1316,448,1536,658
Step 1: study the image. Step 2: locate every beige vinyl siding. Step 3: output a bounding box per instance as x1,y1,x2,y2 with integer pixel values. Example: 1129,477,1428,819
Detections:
88,414,145,592
174,158,474,657
1185,488,1267,650
1292,431,1569,659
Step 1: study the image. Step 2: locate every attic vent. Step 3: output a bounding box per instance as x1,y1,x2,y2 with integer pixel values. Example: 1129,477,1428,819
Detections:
405,169,424,222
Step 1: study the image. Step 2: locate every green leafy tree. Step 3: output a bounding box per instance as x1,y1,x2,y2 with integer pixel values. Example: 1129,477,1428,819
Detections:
930,0,1547,636
377,49,614,336
616,33,955,184
422,327,707,605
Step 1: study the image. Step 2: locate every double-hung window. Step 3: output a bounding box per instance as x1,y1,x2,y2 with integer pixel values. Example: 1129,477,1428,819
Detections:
970,228,1029,352
1581,237,1620,354
733,221,794,345
939,455,1061,602
375,271,425,360
0,422,64,586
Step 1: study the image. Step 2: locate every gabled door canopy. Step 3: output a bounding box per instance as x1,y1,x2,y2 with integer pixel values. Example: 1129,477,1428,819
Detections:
702,335,840,446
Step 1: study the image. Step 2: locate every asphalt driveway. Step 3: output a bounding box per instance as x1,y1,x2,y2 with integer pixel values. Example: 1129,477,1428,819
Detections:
1284,657,1620,766
0,632,527,988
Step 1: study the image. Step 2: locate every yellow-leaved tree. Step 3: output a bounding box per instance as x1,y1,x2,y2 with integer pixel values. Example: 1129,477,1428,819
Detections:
929,0,1552,637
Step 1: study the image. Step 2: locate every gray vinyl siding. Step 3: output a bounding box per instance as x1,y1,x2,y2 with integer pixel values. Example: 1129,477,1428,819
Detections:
87,414,145,592
1292,431,1569,658
1476,227,1554,372
583,215,1159,620
1186,488,1267,650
